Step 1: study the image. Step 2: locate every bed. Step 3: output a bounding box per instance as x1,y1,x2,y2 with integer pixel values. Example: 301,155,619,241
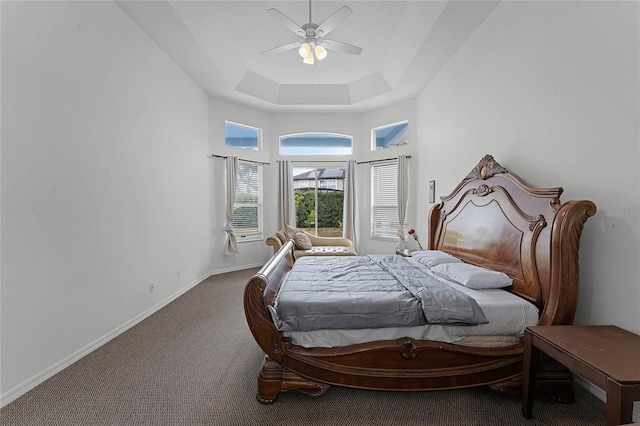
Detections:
244,155,596,404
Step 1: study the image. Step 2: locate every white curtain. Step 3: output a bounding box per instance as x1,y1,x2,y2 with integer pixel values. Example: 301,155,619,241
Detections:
277,160,296,229
343,159,358,249
224,156,240,255
397,155,409,240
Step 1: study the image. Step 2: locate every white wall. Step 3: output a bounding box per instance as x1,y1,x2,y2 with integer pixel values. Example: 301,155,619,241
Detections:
1,1,211,403
208,98,273,271
416,0,639,336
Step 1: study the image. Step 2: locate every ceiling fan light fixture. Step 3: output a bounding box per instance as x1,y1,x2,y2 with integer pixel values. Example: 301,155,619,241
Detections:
303,51,315,64
264,2,361,64
315,44,327,60
298,42,311,58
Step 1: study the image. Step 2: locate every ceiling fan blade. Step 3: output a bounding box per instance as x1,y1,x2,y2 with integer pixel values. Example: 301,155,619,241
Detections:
322,39,363,55
261,41,302,55
267,8,305,36
316,6,352,37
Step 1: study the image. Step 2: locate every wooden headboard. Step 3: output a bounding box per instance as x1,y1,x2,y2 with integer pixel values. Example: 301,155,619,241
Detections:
428,155,596,326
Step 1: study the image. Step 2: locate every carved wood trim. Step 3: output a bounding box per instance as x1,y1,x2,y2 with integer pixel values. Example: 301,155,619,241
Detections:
287,352,522,380
540,200,597,325
442,155,563,204
257,356,330,403
466,155,508,180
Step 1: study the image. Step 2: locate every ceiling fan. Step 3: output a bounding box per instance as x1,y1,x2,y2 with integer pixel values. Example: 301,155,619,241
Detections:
261,0,363,65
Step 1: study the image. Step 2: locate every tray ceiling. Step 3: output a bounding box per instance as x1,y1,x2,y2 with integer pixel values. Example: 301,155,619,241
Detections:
116,1,499,113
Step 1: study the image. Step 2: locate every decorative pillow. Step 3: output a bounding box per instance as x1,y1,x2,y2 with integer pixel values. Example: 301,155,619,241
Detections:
411,250,464,268
284,224,298,240
293,232,312,250
431,262,512,289
276,230,287,244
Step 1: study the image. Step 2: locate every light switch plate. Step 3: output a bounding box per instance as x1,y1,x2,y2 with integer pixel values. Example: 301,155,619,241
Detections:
429,180,435,203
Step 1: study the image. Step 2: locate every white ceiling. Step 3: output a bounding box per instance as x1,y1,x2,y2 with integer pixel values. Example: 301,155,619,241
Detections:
116,1,499,113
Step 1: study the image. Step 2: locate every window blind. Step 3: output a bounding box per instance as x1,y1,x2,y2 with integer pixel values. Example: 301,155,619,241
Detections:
232,161,263,238
371,161,406,238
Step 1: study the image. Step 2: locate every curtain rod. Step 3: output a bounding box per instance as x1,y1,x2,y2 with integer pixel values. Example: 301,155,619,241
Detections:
356,155,412,165
207,154,270,166
207,154,410,166
289,160,347,163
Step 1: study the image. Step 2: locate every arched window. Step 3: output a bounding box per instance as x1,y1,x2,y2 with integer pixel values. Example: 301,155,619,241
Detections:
280,133,352,155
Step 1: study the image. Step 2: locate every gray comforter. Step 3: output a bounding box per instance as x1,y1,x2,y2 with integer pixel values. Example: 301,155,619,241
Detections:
271,255,488,332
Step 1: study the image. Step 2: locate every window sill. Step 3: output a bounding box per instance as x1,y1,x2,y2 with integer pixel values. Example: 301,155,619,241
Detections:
236,235,263,243
370,236,399,242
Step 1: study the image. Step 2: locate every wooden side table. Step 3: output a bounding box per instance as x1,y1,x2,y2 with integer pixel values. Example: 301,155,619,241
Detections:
522,325,640,426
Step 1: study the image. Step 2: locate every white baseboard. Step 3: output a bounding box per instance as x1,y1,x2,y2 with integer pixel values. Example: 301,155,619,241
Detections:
574,374,640,422
0,264,262,408
211,262,265,275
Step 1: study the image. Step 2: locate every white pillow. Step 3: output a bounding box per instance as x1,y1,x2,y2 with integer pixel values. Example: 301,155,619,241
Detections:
411,250,464,268
430,262,513,289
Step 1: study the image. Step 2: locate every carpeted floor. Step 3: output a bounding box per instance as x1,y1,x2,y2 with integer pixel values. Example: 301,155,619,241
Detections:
0,268,607,425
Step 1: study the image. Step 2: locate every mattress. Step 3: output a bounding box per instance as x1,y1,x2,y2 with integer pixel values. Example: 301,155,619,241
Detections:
271,255,487,332
283,280,539,348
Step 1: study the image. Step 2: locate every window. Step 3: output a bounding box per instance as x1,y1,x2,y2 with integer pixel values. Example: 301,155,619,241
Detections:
293,167,345,237
319,179,337,190
231,161,263,239
371,161,406,239
372,121,408,151
225,121,260,151
280,133,352,155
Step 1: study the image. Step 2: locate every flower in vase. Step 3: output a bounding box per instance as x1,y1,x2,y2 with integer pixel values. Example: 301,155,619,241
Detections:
408,229,424,250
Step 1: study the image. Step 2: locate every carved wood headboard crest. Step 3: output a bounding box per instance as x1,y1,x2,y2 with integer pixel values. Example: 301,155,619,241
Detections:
466,154,508,180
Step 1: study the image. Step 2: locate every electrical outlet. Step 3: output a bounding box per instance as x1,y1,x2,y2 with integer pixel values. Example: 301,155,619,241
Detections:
177,269,181,279
149,283,155,293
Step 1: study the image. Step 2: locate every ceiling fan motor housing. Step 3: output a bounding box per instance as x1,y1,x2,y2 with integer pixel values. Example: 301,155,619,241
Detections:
302,23,320,38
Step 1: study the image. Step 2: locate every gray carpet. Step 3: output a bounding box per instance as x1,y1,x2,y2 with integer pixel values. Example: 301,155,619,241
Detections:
0,268,606,425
